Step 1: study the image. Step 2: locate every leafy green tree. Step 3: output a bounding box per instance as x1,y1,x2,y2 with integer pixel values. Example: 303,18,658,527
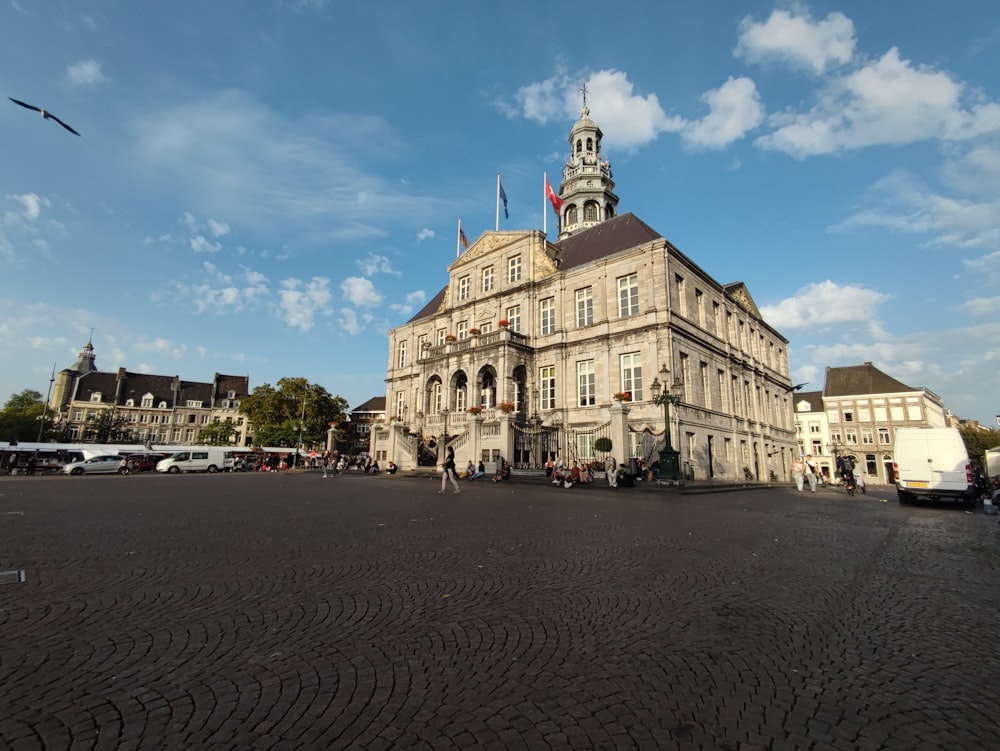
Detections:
84,410,135,444
198,420,238,445
239,377,349,448
959,425,1000,468
0,389,47,442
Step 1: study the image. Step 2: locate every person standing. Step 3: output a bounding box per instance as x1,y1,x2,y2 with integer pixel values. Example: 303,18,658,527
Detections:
804,454,818,492
439,446,460,494
607,456,618,488
791,456,805,491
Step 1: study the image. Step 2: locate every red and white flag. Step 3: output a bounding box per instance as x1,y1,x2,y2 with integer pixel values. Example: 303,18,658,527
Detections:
545,176,563,213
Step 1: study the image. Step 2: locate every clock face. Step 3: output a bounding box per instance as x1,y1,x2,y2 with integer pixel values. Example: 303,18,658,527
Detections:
587,180,593,187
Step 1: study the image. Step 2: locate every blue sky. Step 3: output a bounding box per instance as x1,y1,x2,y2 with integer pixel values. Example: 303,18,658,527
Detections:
2,1,999,423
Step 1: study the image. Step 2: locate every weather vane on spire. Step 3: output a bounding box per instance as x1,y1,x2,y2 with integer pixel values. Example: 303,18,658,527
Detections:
580,81,589,108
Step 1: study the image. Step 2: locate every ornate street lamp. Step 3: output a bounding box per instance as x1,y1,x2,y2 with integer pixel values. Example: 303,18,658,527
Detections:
649,365,681,482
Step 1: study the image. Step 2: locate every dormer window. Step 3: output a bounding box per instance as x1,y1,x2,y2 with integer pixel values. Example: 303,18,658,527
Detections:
227,390,236,399
141,393,154,408
90,392,102,403
125,398,135,407
158,401,168,409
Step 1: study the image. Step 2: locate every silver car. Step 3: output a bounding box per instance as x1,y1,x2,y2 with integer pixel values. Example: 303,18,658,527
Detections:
61,454,125,476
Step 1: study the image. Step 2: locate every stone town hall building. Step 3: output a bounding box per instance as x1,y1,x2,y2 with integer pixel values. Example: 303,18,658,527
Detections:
372,104,797,479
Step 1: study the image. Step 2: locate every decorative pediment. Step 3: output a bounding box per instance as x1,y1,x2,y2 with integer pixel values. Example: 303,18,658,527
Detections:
450,231,525,269
724,282,762,319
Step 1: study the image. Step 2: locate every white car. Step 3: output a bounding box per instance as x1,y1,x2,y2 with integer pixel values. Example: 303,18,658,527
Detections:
61,454,125,476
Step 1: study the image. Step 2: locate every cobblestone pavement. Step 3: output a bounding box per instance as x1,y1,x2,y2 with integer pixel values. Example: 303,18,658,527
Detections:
1,472,998,750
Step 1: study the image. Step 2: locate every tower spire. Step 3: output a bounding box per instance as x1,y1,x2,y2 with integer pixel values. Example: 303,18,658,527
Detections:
554,86,619,239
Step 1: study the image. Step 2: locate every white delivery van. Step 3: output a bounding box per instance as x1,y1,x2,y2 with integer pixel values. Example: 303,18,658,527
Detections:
156,449,231,474
985,447,1000,479
893,427,973,506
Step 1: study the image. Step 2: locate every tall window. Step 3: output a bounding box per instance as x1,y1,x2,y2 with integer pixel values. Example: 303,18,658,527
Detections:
718,369,729,412
878,428,890,444
141,393,154,408
713,301,722,335
618,274,639,317
458,275,470,301
576,287,593,327
700,362,710,409
862,429,874,445
506,305,521,332
540,366,556,410
508,255,522,283
432,382,443,413
482,266,494,292
395,391,405,420
577,360,596,406
674,274,686,316
695,289,705,327
417,334,428,355
620,353,643,401
540,298,556,335
457,320,468,340
437,328,447,345
397,340,408,368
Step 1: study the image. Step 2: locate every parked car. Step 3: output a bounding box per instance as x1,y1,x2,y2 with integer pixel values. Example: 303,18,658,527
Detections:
62,455,126,476
119,453,167,474
156,449,231,474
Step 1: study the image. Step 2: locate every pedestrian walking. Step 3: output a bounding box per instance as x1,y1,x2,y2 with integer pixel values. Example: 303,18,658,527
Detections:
804,454,818,492
792,456,805,491
439,446,460,494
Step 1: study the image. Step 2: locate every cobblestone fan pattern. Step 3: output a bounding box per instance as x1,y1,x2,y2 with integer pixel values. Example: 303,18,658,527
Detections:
1,474,998,750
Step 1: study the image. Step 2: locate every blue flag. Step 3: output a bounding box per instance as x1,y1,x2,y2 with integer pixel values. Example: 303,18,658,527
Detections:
499,180,509,219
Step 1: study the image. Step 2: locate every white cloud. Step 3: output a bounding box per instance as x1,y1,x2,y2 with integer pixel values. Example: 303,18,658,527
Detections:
156,265,271,315
278,277,333,331
417,228,435,242
760,280,889,331
337,307,364,335
509,69,683,151
207,219,231,237
682,77,765,149
735,8,856,74
340,276,382,307
65,58,107,86
756,48,1000,158
832,170,1000,250
955,297,1000,316
190,235,222,253
405,290,426,306
356,253,400,277
6,193,50,221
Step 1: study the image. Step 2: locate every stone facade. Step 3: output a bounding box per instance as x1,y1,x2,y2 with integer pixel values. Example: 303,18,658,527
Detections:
796,362,952,485
50,339,251,446
373,108,797,480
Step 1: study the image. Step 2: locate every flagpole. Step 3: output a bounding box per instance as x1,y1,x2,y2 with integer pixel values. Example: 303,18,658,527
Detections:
456,218,461,258
543,172,548,237
495,174,501,232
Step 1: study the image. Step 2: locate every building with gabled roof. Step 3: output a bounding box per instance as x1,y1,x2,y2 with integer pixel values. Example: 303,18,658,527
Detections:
50,339,251,446
372,103,797,479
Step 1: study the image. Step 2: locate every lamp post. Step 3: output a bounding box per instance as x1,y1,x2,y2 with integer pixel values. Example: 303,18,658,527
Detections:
649,366,681,482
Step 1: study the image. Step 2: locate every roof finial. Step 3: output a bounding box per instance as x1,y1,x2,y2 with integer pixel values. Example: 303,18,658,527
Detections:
579,81,589,116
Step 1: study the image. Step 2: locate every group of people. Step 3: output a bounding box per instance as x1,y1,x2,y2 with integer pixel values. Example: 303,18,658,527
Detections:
792,454,866,492
547,456,596,488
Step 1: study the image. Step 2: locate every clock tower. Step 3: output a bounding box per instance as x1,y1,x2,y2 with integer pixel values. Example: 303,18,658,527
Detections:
556,86,620,239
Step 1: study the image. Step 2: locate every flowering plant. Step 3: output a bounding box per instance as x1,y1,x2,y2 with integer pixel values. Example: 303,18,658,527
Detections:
497,401,516,414
498,319,509,327
467,406,483,415
613,391,632,402
421,340,431,348
468,327,481,335
445,334,457,342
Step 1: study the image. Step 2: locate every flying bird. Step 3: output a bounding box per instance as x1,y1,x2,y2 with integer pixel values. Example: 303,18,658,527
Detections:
8,97,81,136
785,382,809,393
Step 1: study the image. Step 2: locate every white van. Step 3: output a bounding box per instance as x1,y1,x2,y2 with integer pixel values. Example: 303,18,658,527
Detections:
156,449,231,474
893,427,973,506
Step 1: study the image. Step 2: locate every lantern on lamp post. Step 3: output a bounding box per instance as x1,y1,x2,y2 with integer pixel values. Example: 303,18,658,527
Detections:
649,366,681,482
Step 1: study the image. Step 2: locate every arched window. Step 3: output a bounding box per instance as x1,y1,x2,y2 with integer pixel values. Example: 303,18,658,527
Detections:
454,373,468,412
566,205,579,225
125,398,135,407
576,139,582,154
586,137,593,153
605,203,615,220
480,373,496,409
584,201,599,222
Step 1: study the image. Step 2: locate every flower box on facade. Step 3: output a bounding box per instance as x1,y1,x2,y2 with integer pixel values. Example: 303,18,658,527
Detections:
613,391,632,402
468,328,481,336
497,402,516,414
467,406,483,415
445,335,457,342
498,319,509,328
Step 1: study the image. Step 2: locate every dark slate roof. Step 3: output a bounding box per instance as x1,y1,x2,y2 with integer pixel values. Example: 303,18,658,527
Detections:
353,396,386,413
408,285,447,323
554,212,663,271
74,371,118,401
118,374,177,405
824,362,915,397
794,390,824,412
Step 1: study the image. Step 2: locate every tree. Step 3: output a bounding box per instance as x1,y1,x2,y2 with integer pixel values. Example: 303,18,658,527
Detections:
239,377,349,449
198,420,238,446
0,389,47,442
958,425,1000,468
84,410,135,444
